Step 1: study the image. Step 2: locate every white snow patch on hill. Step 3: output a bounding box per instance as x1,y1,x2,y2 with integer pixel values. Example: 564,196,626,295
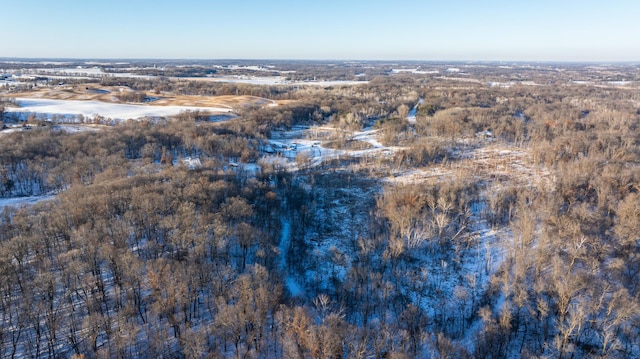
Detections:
0,194,54,210
8,98,231,121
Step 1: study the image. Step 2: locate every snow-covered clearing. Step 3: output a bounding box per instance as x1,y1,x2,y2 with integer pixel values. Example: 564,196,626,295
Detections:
279,218,304,297
8,98,231,121
406,98,424,124
263,124,399,170
0,194,54,211
261,100,431,171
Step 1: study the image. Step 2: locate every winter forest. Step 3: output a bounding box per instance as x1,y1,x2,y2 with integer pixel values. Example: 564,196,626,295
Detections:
0,61,639,358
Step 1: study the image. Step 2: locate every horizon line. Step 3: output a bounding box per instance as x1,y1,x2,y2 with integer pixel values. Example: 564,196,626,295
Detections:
1,57,639,65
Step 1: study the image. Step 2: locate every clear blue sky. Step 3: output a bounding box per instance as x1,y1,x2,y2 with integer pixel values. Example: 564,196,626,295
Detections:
2,0,639,61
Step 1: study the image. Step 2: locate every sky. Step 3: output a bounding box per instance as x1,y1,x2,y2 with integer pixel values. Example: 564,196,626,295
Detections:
2,0,639,61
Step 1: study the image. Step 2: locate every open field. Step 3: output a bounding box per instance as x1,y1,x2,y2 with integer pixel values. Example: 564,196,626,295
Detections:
6,85,278,107
3,84,284,121
7,98,231,121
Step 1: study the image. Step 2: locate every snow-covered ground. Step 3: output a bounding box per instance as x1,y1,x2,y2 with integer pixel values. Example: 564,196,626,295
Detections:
261,120,515,351
0,127,23,136
200,75,289,85
0,194,54,211
52,124,104,133
8,98,231,121
488,81,539,88
386,143,552,188
202,76,368,86
279,218,304,297
391,68,439,74
406,98,424,124
264,124,399,170
260,101,436,171
214,65,296,74
0,124,106,136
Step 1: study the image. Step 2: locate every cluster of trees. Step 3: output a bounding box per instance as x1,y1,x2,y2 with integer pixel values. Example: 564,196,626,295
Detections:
99,77,297,100
115,91,150,103
0,97,16,128
0,120,458,358
0,115,262,197
0,98,4,127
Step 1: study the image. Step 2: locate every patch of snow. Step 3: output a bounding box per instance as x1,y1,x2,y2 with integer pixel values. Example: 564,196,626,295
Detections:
391,68,438,74
181,157,202,170
38,67,104,76
222,65,296,74
51,124,103,133
240,163,261,175
0,127,23,136
406,98,424,125
0,194,54,210
8,98,231,121
265,124,407,171
285,277,303,297
196,75,288,85
279,218,304,297
608,80,631,86
488,81,513,88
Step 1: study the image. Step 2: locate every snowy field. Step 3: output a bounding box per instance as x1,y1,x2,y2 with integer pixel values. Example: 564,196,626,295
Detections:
213,64,296,74
198,76,368,86
8,98,232,121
